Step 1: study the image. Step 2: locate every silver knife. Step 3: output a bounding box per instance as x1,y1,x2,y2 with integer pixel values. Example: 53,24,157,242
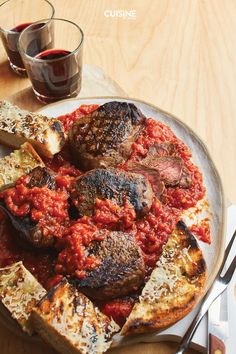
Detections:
208,286,229,354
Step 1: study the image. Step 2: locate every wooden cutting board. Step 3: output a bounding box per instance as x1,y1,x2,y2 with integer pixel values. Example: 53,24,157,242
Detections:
7,64,128,110
1,63,198,354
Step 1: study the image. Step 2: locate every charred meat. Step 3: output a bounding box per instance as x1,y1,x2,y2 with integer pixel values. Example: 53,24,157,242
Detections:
0,167,56,249
125,161,165,199
72,168,153,218
27,166,56,189
69,101,146,170
78,231,145,300
0,200,54,249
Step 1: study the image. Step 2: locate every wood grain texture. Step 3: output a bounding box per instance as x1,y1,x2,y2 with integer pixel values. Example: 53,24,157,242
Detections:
0,0,235,353
1,0,235,204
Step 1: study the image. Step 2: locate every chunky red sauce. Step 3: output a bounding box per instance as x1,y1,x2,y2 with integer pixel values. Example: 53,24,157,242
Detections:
55,220,104,279
0,104,210,322
189,218,211,244
0,220,56,289
130,119,205,209
93,198,136,230
2,175,69,237
99,298,136,327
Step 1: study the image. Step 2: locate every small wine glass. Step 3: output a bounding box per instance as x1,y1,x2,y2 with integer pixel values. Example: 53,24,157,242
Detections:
0,0,54,76
18,18,84,103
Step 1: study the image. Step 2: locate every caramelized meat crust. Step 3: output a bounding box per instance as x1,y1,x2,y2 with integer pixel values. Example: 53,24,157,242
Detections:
72,168,153,218
27,166,56,189
78,231,145,300
69,101,146,170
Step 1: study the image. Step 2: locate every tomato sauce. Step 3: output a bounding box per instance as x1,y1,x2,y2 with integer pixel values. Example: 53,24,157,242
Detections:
0,103,210,323
189,218,211,244
99,298,136,327
130,119,205,210
55,220,104,279
1,175,70,239
134,199,180,272
92,198,136,230
0,220,57,289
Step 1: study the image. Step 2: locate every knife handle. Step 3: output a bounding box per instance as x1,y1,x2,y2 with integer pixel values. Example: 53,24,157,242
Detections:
209,333,226,354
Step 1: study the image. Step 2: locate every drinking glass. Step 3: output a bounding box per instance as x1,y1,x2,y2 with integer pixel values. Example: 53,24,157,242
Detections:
0,0,54,75
18,18,84,104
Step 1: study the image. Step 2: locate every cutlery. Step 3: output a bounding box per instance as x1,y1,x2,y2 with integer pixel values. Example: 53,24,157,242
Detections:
173,229,236,354
208,289,228,354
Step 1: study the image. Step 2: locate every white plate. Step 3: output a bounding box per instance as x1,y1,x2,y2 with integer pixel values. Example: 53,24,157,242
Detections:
39,96,226,289
0,97,226,350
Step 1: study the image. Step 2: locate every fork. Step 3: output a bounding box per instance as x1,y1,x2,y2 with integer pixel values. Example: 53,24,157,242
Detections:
173,229,236,354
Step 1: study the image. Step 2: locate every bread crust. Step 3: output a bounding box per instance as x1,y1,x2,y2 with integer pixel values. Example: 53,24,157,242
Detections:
121,221,207,335
0,142,44,190
0,262,46,334
0,100,65,158
31,279,120,354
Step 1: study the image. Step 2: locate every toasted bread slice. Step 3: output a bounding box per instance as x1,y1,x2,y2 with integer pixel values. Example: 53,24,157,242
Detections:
0,262,46,334
0,100,65,158
121,221,207,335
31,279,120,354
0,142,44,190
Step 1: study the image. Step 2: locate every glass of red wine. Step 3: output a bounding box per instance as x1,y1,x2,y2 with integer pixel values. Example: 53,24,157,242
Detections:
18,18,84,103
0,0,54,76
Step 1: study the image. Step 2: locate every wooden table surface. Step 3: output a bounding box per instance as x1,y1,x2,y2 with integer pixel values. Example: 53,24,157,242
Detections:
1,0,236,353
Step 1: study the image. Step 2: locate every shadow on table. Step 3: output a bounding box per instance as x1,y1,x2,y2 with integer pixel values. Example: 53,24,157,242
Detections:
8,87,44,111
0,59,20,81
0,59,42,111
3,63,128,112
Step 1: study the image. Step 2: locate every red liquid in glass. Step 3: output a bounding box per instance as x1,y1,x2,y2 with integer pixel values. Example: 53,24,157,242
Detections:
29,49,81,99
12,22,32,32
36,49,70,60
0,22,46,69
0,22,32,68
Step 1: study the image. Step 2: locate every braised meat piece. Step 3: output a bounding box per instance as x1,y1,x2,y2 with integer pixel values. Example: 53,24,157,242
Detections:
72,168,153,218
27,166,56,189
141,155,183,187
68,101,146,170
0,200,54,249
148,143,177,156
125,161,165,198
179,166,193,188
78,231,145,300
133,143,192,188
